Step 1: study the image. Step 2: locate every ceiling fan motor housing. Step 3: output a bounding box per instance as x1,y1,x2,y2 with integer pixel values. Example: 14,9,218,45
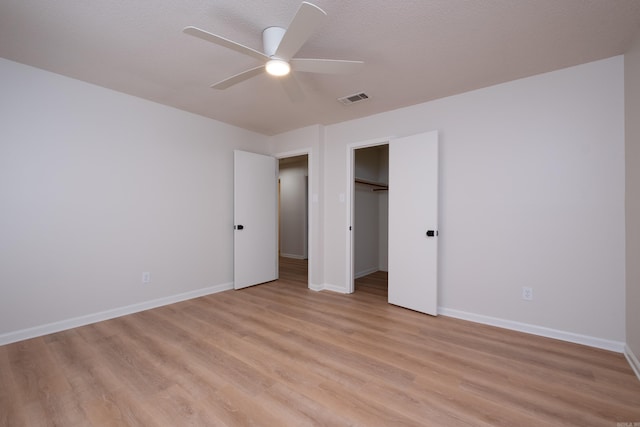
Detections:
263,26,286,58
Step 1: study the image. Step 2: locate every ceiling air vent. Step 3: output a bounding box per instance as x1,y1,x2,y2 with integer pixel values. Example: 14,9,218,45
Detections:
337,92,369,105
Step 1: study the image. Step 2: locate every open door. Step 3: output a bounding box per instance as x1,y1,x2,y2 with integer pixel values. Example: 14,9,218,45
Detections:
234,150,278,289
388,131,439,315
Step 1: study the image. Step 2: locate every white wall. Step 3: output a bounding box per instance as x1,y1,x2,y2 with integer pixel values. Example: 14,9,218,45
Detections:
279,158,308,258
320,57,626,345
0,58,268,341
625,29,640,372
354,184,379,277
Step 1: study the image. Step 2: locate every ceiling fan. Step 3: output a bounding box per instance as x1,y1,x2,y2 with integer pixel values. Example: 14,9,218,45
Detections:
183,1,364,102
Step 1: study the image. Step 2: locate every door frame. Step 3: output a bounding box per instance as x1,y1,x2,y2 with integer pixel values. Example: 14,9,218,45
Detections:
346,137,394,294
274,148,313,289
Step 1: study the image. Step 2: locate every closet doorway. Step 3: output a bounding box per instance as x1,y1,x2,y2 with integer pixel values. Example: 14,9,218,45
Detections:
352,144,389,294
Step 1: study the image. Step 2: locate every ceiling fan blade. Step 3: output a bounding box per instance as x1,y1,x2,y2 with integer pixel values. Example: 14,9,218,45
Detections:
275,2,327,60
210,66,265,89
290,58,364,74
280,74,305,103
183,26,269,62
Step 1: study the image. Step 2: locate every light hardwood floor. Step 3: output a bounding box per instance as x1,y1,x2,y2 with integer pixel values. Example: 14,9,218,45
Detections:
1,258,639,426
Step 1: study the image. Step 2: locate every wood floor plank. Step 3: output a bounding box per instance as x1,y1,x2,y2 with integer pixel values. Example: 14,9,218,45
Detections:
1,258,639,426
82,389,161,427
47,330,119,402
0,345,28,427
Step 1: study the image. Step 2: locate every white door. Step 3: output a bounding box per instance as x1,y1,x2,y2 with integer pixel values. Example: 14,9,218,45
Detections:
234,150,278,289
388,131,439,315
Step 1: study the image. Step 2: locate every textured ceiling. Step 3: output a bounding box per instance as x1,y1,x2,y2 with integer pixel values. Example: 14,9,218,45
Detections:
1,0,639,135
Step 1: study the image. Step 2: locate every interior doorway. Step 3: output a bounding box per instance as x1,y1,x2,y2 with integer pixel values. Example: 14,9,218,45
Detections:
352,144,389,293
278,154,309,285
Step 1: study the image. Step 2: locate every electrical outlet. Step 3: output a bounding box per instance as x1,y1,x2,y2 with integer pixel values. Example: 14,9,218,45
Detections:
142,272,151,283
522,286,533,301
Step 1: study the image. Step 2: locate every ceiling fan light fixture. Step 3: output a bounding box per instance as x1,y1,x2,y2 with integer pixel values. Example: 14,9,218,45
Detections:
265,59,291,76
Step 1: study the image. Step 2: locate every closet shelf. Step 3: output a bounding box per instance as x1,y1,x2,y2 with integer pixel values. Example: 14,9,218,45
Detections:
355,178,388,191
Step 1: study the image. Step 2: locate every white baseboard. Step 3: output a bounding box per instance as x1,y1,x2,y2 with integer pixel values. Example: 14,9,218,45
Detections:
309,283,324,292
354,267,378,279
624,345,640,381
324,283,350,293
280,253,306,259
438,307,625,353
0,282,233,346
308,283,349,294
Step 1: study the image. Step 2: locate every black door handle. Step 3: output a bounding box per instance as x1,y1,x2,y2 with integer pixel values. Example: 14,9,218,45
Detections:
235,224,244,230
426,230,438,237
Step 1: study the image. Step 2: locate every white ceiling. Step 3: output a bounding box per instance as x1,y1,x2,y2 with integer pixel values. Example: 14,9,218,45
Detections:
1,0,639,136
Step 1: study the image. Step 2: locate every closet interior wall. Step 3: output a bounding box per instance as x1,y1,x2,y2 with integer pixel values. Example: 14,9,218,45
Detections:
354,145,389,279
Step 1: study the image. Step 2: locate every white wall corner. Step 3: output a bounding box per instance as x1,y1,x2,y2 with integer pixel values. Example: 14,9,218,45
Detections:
0,282,234,346
624,345,640,382
438,307,626,353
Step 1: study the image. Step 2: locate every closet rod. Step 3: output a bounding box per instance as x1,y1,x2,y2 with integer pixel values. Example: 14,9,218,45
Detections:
355,178,388,191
